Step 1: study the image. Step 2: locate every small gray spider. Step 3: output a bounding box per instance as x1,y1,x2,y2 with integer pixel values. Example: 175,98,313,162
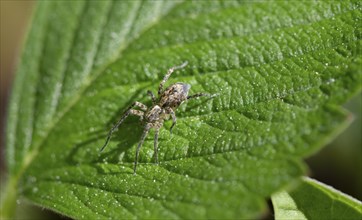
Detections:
100,61,213,174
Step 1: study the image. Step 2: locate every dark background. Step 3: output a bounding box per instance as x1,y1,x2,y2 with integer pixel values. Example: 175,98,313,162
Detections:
1,2,360,219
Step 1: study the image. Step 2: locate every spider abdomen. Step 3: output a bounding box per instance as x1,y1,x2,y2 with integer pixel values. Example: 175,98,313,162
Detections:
159,83,191,109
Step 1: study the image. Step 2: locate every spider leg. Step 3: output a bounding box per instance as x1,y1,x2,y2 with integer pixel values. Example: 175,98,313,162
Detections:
131,110,144,122
168,108,177,135
154,128,160,164
134,101,147,111
147,90,157,104
134,124,152,174
100,102,146,152
187,93,215,100
158,61,188,95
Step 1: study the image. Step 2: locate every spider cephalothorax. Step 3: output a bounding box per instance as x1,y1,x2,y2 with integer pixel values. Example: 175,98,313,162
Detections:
100,62,213,174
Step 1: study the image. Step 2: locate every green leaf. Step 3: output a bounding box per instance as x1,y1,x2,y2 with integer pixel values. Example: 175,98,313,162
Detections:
2,1,361,219
271,177,362,220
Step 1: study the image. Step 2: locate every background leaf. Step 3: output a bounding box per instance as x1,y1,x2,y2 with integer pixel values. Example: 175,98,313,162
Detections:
271,177,362,220
3,0,361,219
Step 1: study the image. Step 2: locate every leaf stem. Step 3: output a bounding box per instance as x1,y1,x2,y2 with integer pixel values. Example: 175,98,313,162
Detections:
0,176,18,219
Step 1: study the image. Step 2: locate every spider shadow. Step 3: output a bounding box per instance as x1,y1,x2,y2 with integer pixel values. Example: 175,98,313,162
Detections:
66,86,153,167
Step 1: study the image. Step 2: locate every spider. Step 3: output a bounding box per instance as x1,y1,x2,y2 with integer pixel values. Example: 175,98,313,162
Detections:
100,61,213,174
